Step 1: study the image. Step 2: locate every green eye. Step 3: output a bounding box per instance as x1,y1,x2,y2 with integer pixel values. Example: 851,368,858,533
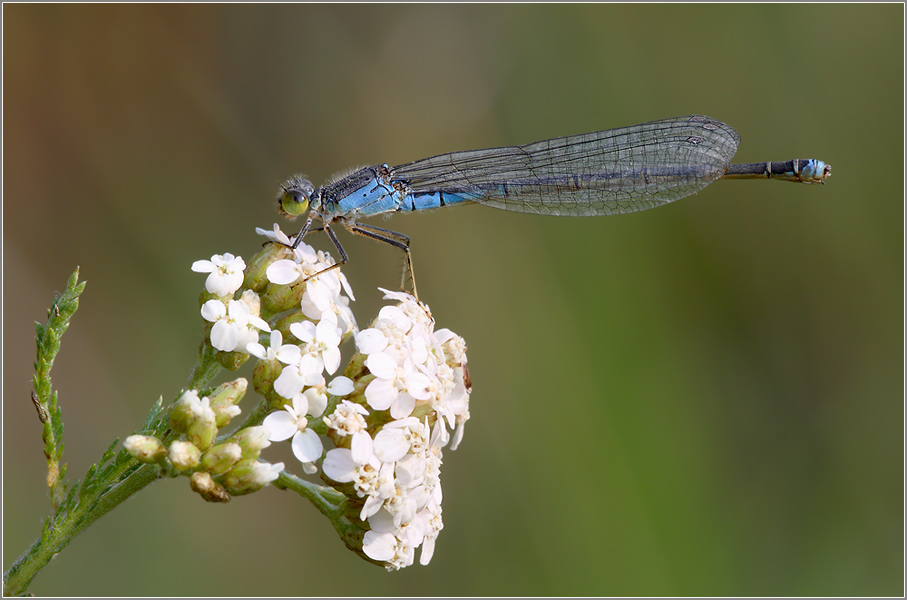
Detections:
277,177,314,218
279,190,308,217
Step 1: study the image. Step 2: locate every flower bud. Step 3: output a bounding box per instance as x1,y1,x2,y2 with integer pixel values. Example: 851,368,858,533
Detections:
229,425,272,460
169,440,201,471
208,378,247,427
251,355,282,401
244,242,292,293
124,435,167,464
272,311,313,340
216,349,251,371
187,414,217,451
169,390,204,433
169,389,219,439
240,289,262,316
221,459,284,496
190,471,231,503
200,442,242,475
261,283,299,316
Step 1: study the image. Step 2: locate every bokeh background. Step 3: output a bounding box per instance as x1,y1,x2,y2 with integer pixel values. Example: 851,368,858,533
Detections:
4,4,903,596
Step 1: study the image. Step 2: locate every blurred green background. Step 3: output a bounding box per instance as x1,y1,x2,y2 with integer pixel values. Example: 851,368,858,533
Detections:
4,4,903,596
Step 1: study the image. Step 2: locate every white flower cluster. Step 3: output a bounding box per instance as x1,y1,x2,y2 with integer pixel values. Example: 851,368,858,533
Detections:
321,289,471,570
191,252,246,296
201,289,271,353
248,228,358,474
191,225,471,570
193,252,271,353
257,224,357,333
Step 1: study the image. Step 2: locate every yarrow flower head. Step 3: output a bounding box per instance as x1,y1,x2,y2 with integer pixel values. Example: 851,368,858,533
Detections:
187,224,470,571
309,288,472,570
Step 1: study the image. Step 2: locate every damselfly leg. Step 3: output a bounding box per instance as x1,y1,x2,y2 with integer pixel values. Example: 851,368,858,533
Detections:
289,218,418,300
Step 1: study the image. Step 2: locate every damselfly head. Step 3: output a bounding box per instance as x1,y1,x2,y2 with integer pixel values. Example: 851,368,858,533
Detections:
277,176,315,218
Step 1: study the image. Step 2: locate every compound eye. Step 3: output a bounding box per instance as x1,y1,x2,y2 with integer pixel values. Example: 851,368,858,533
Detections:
277,176,314,217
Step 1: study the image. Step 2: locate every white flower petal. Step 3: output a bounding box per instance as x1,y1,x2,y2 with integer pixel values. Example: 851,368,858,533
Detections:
226,299,251,324
419,535,437,565
450,422,466,451
322,448,357,483
211,320,239,351
191,260,215,273
316,313,341,344
327,376,355,396
291,429,324,463
339,272,355,301
207,271,242,296
389,392,415,419
373,428,409,463
434,328,461,347
201,299,226,322
323,346,341,375
290,393,310,418
409,335,430,366
266,260,302,285
256,224,292,245
246,342,267,359
366,352,398,379
362,531,397,562
356,329,388,354
367,508,397,532
292,244,319,264
263,411,298,441
377,305,411,332
365,377,397,411
403,371,432,400
275,344,302,365
304,388,328,418
274,366,306,398
298,353,324,380
305,279,332,313
290,320,316,343
350,430,375,464
248,314,271,332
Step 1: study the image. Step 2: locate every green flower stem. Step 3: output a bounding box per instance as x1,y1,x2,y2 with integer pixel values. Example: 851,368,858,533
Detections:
5,347,220,596
3,459,160,596
275,471,378,565
277,470,346,514
188,340,224,391
4,278,228,595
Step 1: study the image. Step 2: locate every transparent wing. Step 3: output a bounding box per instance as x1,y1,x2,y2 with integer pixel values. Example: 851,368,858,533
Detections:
392,115,741,216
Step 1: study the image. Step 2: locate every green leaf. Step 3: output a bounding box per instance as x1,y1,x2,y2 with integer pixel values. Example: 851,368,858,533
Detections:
29,268,87,511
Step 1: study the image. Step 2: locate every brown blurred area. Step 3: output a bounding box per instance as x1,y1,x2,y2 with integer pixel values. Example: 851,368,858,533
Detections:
4,4,903,596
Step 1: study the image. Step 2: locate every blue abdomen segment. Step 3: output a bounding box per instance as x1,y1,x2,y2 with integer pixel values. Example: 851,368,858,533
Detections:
398,189,480,211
